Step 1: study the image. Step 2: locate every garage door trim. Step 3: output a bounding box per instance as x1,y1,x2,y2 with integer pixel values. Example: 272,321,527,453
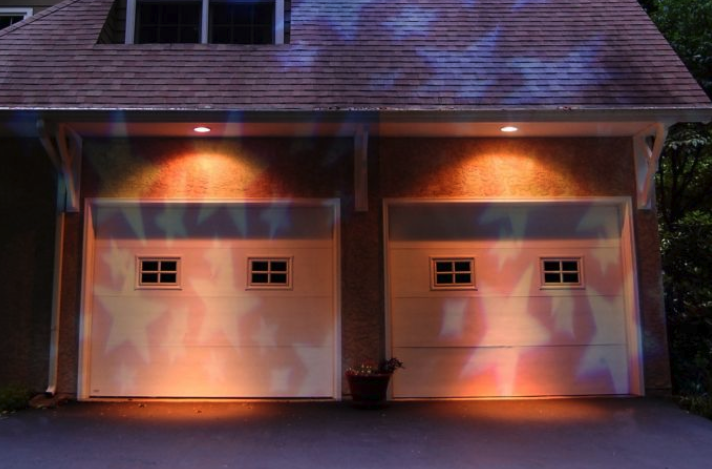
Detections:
383,197,643,397
78,198,342,400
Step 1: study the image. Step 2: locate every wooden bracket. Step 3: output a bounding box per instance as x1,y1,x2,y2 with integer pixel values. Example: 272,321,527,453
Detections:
633,123,667,210
354,125,369,212
37,120,83,212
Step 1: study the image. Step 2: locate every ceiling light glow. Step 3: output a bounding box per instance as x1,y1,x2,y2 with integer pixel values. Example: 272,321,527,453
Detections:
193,126,212,133
500,126,519,133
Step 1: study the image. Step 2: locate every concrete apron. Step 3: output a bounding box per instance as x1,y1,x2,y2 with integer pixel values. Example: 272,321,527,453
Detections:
2,398,712,469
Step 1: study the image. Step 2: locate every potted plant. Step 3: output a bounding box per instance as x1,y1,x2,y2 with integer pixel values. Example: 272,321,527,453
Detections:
345,357,404,407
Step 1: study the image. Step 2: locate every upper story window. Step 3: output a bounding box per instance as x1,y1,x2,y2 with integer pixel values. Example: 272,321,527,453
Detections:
126,0,284,44
211,1,274,44
0,8,32,30
136,2,201,44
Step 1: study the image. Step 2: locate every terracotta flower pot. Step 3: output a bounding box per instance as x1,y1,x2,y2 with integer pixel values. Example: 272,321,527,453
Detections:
346,372,392,407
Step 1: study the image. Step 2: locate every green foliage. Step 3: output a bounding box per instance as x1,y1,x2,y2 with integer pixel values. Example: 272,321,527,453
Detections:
657,124,712,396
0,384,31,413
678,395,712,419
642,0,712,400
642,0,712,97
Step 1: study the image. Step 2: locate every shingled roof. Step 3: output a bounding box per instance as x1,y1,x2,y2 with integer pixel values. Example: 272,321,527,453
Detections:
0,0,710,112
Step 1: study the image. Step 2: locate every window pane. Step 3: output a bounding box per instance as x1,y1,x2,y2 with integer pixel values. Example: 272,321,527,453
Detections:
232,4,252,22
271,261,288,272
544,273,560,283
163,6,180,23
212,5,230,25
562,273,579,283
252,261,269,272
160,273,177,283
142,4,161,24
160,25,179,42
142,261,159,271
137,2,200,44
233,26,251,43
252,273,269,284
142,273,159,283
454,261,471,272
455,273,472,284
181,26,200,43
254,3,273,24
0,15,24,29
212,26,230,43
138,26,157,43
543,261,560,272
253,25,272,44
270,273,287,284
209,1,274,44
561,261,578,272
436,274,453,284
161,261,177,271
435,262,452,273
180,3,201,19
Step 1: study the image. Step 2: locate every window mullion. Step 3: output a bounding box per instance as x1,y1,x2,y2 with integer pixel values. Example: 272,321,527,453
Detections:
125,0,137,44
201,0,209,44
274,0,284,44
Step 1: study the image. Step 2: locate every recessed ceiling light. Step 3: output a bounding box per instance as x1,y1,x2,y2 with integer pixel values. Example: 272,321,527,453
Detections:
193,126,211,133
500,126,519,133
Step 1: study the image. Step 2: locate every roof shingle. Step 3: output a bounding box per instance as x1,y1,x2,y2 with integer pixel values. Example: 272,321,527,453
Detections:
0,0,709,111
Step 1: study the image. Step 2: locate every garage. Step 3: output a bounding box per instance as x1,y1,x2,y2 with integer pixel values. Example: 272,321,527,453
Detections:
386,199,642,398
79,200,340,399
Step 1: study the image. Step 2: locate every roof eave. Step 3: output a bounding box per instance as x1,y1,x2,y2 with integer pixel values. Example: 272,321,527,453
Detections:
2,106,711,138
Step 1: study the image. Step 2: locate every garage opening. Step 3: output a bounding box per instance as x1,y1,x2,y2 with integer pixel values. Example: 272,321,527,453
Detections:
385,199,642,398
79,200,340,399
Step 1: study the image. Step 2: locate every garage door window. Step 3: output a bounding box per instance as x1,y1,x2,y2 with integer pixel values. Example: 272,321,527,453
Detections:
431,258,475,290
248,257,292,289
540,258,583,288
137,257,181,289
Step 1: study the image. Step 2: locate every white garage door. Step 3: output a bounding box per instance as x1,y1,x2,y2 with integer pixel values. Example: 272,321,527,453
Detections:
387,200,640,398
83,201,338,398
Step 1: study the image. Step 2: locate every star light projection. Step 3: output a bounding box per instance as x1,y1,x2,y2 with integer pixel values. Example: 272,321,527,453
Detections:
277,0,607,106
88,202,336,398
390,201,635,398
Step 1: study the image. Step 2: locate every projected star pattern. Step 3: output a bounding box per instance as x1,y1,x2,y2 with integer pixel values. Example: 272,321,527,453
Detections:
67,0,647,399
391,202,635,398
88,203,335,398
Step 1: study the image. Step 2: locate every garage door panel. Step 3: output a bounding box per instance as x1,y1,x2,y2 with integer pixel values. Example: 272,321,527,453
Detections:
93,244,333,297
387,201,634,398
184,297,334,348
390,247,623,297
95,205,336,241
393,345,629,397
90,345,334,398
88,202,337,399
389,203,622,242
392,295,627,348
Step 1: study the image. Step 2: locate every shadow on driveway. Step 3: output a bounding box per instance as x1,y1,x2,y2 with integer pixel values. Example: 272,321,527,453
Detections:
2,397,711,468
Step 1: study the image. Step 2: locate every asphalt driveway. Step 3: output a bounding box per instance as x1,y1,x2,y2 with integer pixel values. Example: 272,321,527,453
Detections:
1,397,711,469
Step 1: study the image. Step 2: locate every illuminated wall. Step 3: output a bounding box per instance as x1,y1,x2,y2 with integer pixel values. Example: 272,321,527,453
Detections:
378,137,669,393
41,135,669,396
58,137,383,395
